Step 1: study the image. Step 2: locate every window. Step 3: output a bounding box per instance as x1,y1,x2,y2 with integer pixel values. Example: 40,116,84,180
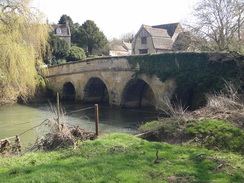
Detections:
141,37,147,44
139,49,148,54
56,27,62,34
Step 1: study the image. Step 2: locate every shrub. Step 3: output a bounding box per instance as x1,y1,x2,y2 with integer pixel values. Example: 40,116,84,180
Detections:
185,119,244,154
138,121,161,132
138,117,186,133
66,46,86,61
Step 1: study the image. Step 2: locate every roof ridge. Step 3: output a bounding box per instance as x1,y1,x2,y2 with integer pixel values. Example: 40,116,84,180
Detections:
152,22,180,27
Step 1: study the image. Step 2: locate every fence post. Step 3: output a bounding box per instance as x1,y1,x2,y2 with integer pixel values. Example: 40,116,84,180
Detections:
95,104,99,136
57,92,60,127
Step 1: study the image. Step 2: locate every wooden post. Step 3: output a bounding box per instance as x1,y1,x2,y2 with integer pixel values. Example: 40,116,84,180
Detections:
95,104,99,136
57,93,60,128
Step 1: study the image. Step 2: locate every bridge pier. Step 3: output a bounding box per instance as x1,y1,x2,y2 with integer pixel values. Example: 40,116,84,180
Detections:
44,56,176,111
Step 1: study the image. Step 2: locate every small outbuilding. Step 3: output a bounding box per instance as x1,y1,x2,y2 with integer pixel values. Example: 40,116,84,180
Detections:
109,41,132,56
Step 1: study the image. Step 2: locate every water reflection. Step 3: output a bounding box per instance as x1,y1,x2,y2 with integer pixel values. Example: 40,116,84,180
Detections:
0,103,157,148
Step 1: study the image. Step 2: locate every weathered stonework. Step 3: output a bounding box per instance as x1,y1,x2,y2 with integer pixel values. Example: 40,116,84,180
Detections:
44,56,176,110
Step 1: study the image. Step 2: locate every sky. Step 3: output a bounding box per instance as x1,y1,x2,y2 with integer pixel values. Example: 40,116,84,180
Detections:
32,0,199,40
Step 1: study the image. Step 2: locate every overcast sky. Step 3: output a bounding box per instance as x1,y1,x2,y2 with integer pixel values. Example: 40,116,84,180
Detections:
32,0,199,40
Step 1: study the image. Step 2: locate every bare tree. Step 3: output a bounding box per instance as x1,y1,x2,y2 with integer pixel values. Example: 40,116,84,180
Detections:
188,0,244,53
120,32,135,43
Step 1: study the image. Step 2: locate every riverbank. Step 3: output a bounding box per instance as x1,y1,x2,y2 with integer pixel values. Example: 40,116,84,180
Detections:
0,102,156,151
0,98,17,106
0,133,243,183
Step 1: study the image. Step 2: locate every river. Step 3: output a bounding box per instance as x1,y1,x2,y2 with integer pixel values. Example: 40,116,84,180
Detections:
0,102,158,149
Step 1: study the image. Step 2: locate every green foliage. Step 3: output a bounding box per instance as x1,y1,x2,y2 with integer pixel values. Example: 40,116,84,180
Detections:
66,46,86,61
128,53,240,92
74,20,108,55
139,121,161,131
45,34,69,65
0,0,49,102
50,34,69,60
58,14,73,26
138,118,183,133
0,134,243,182
186,119,244,154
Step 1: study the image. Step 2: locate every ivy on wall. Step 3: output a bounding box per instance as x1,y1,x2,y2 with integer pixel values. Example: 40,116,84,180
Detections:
127,53,241,93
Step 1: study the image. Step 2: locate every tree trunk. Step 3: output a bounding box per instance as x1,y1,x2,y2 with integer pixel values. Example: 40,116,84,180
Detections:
88,46,93,55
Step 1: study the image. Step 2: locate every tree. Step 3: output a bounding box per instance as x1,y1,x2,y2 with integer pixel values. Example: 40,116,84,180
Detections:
75,20,108,55
66,46,86,61
189,0,244,53
58,14,73,25
0,0,49,103
44,34,69,65
120,32,135,43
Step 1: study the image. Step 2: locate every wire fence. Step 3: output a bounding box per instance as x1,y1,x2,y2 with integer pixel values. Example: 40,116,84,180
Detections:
1,105,157,134
0,105,96,155
1,105,95,137
0,104,158,155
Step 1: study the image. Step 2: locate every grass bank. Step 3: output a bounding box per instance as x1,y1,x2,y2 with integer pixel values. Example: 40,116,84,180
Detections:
138,119,244,155
0,133,243,183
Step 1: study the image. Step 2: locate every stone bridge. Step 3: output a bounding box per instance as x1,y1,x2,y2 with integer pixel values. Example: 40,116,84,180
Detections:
44,56,176,110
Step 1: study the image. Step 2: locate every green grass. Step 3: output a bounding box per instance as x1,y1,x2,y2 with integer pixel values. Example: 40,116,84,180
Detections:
186,119,244,154
139,119,244,155
138,118,183,133
0,133,243,183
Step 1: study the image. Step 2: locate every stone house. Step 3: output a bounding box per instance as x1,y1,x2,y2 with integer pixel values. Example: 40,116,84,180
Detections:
50,22,71,47
132,23,190,55
109,41,132,56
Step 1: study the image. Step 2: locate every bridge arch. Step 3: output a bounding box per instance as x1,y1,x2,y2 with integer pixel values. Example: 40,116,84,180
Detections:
45,56,177,110
83,77,109,104
62,82,76,101
121,78,156,109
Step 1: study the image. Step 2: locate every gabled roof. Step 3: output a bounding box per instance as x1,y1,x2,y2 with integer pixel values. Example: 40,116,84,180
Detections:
143,25,173,50
152,23,181,37
110,41,132,51
143,25,170,38
111,45,128,52
133,22,184,52
152,37,173,50
51,23,71,37
123,41,132,50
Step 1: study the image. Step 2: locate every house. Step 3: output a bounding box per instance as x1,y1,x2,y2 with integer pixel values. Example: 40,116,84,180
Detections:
132,23,190,55
109,41,132,56
50,22,71,47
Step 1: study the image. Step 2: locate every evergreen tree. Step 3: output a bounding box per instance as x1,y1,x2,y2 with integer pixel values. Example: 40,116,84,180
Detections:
58,14,73,25
44,34,69,65
75,20,108,55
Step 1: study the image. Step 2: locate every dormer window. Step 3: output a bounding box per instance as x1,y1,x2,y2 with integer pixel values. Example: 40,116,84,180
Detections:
56,27,62,34
141,37,147,44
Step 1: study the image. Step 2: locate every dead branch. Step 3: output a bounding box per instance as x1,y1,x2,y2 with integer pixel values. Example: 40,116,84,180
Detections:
215,164,224,170
152,150,166,164
195,153,206,158
134,131,151,137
